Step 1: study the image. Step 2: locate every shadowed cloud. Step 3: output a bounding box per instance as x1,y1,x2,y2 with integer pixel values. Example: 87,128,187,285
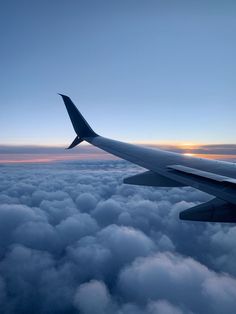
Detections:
0,160,236,313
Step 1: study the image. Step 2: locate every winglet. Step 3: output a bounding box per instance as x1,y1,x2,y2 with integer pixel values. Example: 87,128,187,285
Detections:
67,136,83,149
59,94,97,139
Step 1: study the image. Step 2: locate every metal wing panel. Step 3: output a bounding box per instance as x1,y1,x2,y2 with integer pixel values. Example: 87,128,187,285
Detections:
87,136,236,179
86,136,236,205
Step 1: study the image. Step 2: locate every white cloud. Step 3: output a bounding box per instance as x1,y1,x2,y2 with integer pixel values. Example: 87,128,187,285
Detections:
74,280,111,314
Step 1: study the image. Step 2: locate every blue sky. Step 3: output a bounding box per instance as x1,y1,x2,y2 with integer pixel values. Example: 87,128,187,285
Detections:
1,0,235,145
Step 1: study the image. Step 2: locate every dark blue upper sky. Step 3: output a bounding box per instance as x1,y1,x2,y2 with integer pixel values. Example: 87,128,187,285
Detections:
1,0,235,145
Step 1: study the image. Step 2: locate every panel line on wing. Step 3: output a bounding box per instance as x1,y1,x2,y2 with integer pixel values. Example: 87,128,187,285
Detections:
167,164,236,185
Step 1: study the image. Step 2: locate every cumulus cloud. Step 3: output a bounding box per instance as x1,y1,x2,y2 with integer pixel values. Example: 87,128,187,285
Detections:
0,160,235,313
118,252,236,314
147,300,185,314
74,280,111,314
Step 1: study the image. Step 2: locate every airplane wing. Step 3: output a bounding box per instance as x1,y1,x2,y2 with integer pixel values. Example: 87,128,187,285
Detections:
60,94,236,222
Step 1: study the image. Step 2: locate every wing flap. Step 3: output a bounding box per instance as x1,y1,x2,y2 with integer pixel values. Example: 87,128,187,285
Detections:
167,165,236,185
124,171,185,187
166,164,236,205
180,198,236,222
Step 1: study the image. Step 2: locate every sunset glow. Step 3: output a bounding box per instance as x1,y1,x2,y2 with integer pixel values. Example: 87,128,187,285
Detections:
0,144,235,164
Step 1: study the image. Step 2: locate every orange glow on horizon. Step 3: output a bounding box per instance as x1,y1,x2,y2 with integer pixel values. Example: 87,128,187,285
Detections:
193,154,236,160
0,142,235,164
134,140,202,146
0,153,235,164
0,153,118,164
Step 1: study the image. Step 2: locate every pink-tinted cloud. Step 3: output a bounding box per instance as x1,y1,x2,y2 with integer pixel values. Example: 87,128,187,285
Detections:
0,144,235,164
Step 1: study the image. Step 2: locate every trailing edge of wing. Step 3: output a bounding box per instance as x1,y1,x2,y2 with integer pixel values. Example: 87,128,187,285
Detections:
168,164,236,185
167,164,236,205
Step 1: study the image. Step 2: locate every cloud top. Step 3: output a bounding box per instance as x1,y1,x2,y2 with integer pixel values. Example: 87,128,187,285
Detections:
0,160,236,313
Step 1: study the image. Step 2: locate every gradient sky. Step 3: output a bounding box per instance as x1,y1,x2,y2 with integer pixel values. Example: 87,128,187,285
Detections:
1,0,235,146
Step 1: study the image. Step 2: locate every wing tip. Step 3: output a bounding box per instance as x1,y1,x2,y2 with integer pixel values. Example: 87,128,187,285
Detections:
59,93,97,139
58,93,69,100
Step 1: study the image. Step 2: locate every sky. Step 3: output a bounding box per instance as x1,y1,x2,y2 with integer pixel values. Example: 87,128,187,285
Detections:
1,3,236,312
1,0,236,147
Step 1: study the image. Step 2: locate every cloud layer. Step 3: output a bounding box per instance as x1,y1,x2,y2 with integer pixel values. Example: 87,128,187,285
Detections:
0,160,236,313
1,143,236,163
